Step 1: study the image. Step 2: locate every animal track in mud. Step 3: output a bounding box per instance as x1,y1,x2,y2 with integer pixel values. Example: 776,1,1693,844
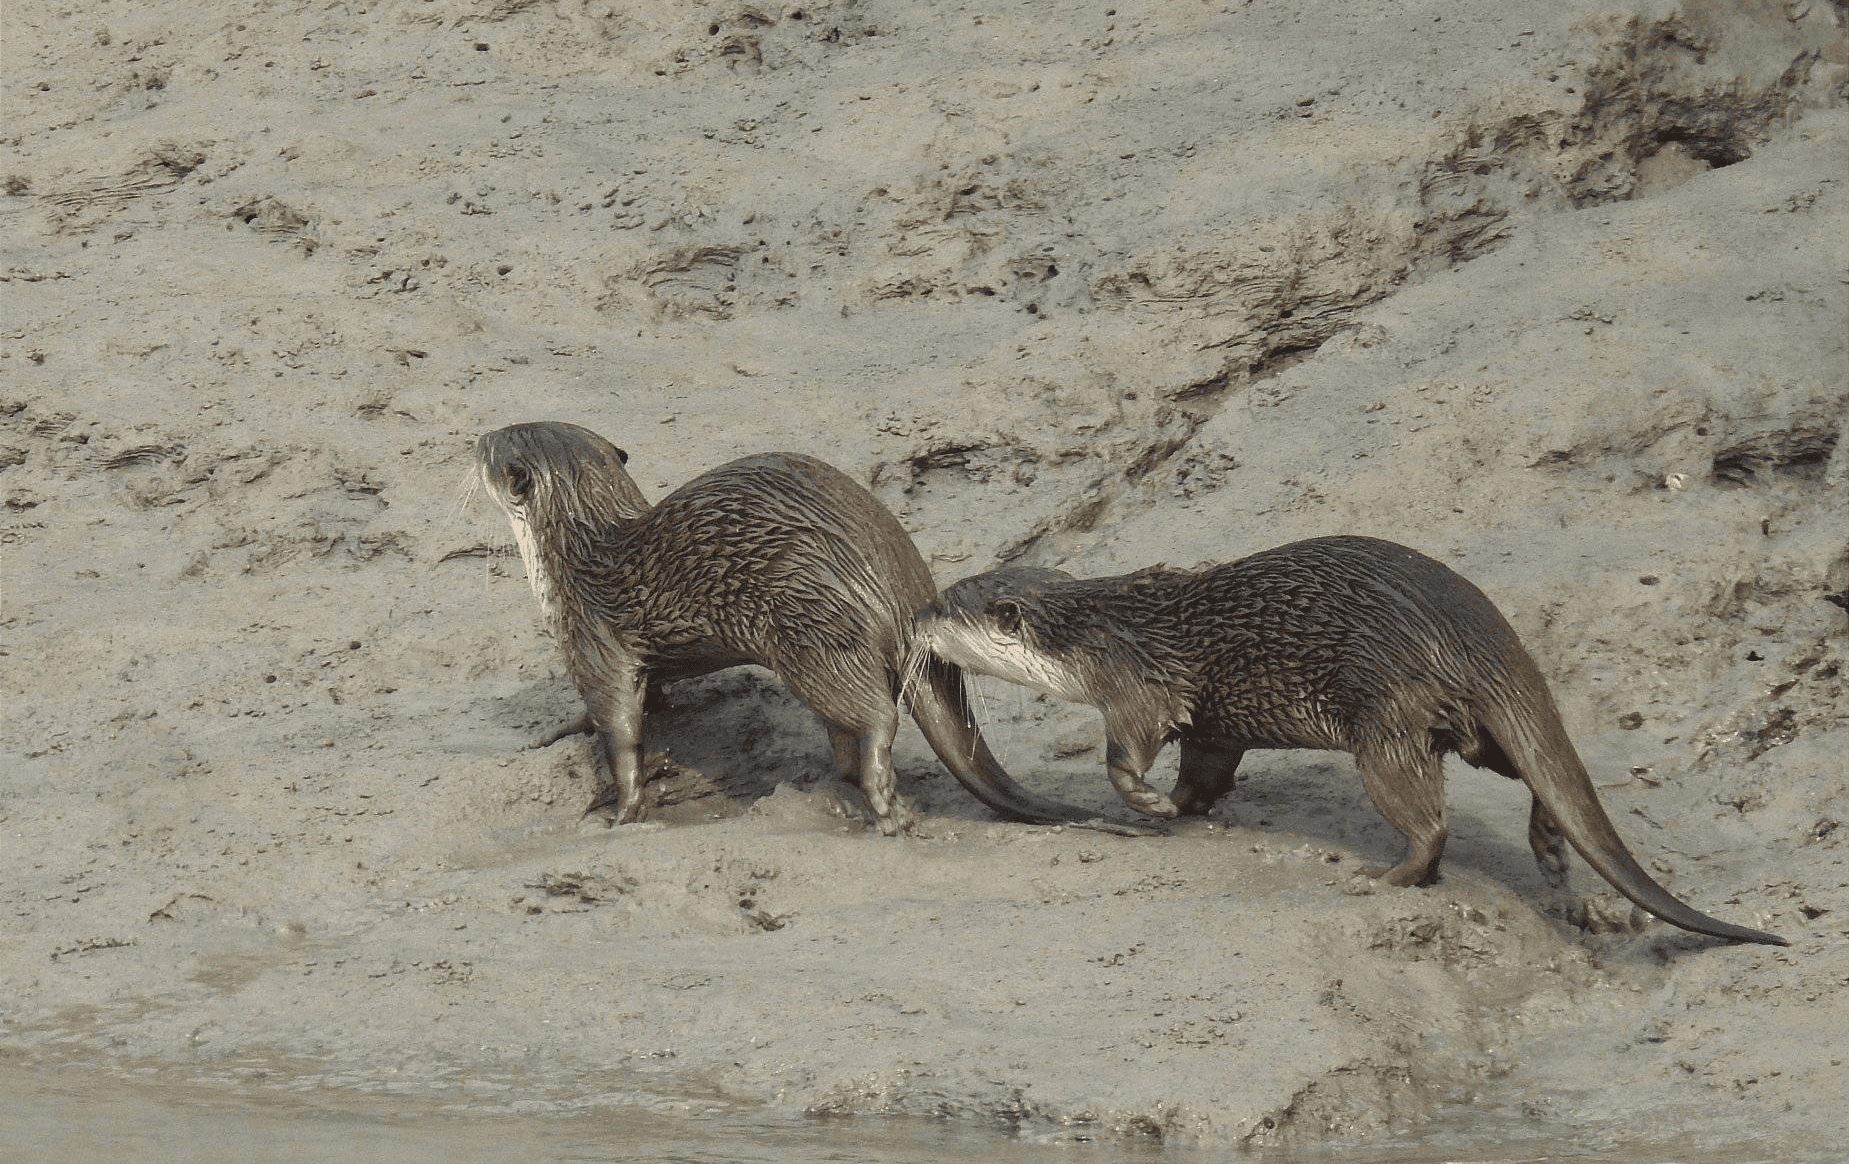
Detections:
522,870,638,911
872,396,1205,565
484,0,884,80
1694,628,1848,768
680,1,881,77
1709,426,1839,487
1243,1062,1423,1148
0,407,416,569
1360,908,1511,969
230,196,320,256
36,142,207,228
600,241,807,319
98,444,187,471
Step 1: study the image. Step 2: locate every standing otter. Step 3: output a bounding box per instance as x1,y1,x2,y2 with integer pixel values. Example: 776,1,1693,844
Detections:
475,421,1137,835
912,536,1786,945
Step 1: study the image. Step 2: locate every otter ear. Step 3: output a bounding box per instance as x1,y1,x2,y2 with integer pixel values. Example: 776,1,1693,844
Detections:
990,597,1025,637
613,446,630,465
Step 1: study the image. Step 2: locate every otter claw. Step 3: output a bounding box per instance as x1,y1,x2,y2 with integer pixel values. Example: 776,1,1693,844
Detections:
535,713,594,749
581,786,645,824
1360,863,1431,888
1128,792,1181,818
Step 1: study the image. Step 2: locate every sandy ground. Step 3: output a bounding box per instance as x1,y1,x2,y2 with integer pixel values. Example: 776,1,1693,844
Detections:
3,0,1848,1156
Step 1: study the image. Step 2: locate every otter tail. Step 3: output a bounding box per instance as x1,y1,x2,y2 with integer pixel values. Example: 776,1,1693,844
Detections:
909,657,1159,837
1478,682,1786,946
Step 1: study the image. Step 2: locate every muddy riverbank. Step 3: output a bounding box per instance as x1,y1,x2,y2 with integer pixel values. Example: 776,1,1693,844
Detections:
3,1,1846,1156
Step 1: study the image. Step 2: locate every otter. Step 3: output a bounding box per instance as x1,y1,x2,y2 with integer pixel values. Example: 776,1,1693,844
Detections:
474,420,1139,836
911,536,1786,945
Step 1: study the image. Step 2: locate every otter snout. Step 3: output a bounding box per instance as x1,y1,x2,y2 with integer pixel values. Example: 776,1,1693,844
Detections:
914,609,1095,706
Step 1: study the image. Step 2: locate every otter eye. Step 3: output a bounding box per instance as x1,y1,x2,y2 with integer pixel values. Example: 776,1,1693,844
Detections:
506,465,531,501
991,597,1024,637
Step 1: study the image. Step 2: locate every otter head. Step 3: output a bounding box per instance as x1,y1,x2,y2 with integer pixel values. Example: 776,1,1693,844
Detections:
913,567,1097,704
475,421,652,620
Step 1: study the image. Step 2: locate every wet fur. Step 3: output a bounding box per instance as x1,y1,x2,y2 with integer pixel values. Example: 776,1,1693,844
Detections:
915,537,1785,945
476,421,1134,835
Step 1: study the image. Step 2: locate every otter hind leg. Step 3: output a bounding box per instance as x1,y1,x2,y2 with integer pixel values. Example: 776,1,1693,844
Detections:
1172,738,1246,817
578,664,649,824
786,663,917,836
828,727,863,783
832,715,917,836
1528,796,1571,889
1353,743,1447,888
1455,720,1572,889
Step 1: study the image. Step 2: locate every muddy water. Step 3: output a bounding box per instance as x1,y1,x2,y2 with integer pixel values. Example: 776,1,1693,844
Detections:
0,1062,1787,1164
0,1062,1170,1164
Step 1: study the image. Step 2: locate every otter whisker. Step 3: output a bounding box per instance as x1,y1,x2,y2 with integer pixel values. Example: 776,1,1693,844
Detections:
963,670,1007,741
895,639,931,715
445,460,484,529
433,461,522,595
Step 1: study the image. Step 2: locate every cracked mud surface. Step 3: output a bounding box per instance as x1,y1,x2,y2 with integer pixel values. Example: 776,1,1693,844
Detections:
3,0,1847,1157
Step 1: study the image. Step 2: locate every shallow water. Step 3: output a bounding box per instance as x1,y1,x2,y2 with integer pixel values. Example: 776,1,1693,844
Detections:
1,1060,1795,1164
0,1062,1171,1164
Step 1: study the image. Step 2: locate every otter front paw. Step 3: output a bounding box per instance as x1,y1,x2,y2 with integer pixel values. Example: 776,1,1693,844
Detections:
581,785,647,824
1360,861,1436,888
1124,789,1181,818
533,713,594,749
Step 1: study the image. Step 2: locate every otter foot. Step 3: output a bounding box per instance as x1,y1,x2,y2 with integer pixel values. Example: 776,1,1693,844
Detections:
1359,862,1439,888
581,784,647,824
1123,789,1181,818
871,794,921,837
1168,795,1239,823
534,713,593,749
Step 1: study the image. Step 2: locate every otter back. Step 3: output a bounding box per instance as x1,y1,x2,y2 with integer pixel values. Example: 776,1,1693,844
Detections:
914,536,1786,946
475,421,1141,835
